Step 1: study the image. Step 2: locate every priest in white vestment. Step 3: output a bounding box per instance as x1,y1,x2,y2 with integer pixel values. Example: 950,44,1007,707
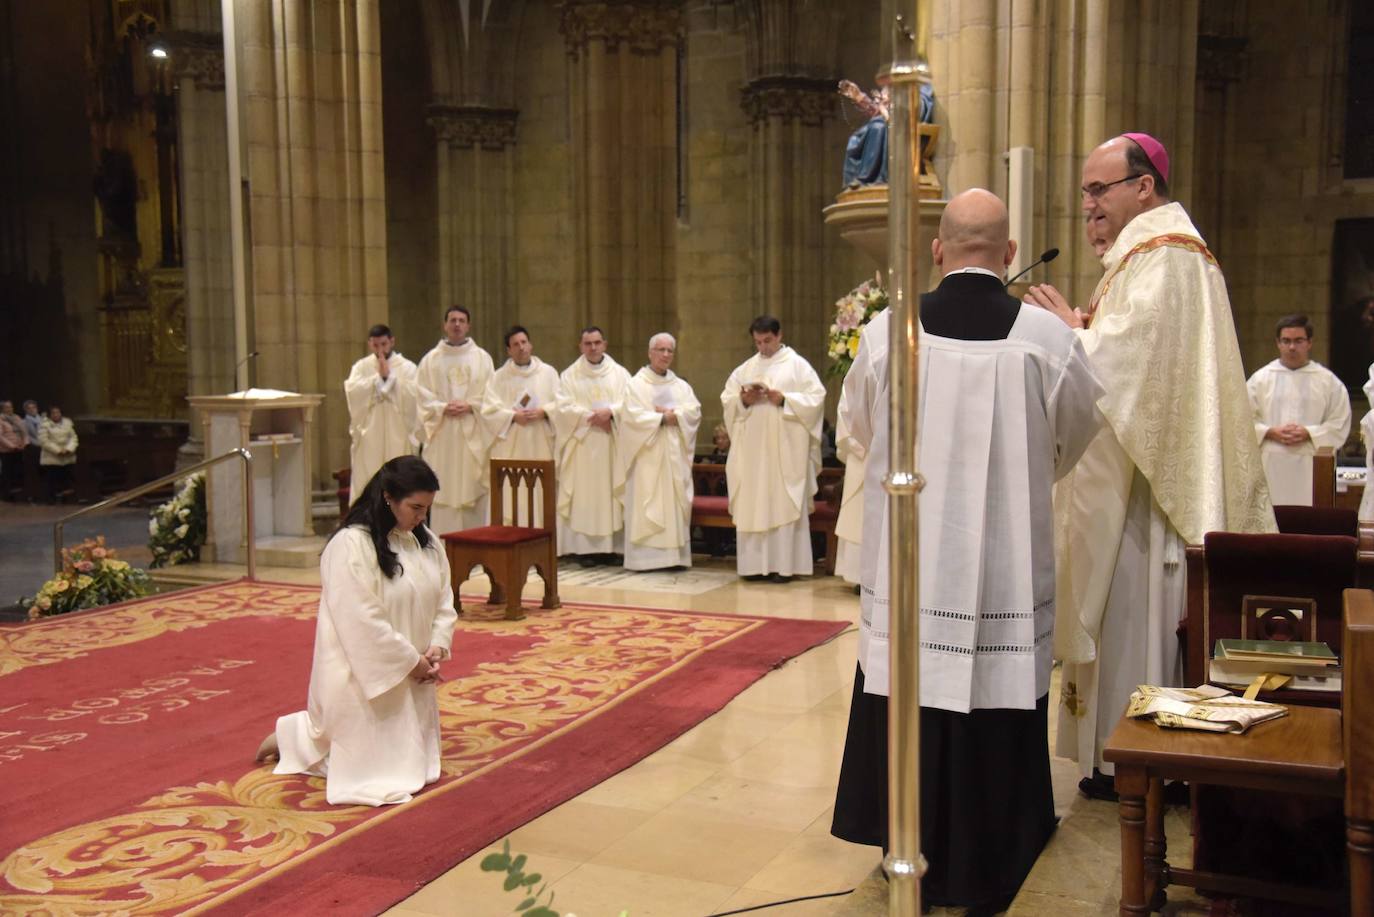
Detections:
1247,314,1351,506
832,190,1104,910
416,306,496,533
552,327,632,561
479,326,559,525
1025,134,1275,792
833,391,867,584
344,324,418,505
269,456,456,806
617,333,702,571
1361,365,1374,520
720,316,827,581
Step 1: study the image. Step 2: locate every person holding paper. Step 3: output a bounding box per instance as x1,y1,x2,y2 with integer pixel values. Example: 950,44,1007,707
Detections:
720,315,826,582
617,333,702,571
552,326,632,564
415,306,495,533
343,324,418,506
479,326,559,525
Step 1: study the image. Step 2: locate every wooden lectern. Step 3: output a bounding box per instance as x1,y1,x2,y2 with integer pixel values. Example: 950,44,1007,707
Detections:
187,390,325,564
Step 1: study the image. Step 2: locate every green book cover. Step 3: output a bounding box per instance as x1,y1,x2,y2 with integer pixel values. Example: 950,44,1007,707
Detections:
1215,638,1337,662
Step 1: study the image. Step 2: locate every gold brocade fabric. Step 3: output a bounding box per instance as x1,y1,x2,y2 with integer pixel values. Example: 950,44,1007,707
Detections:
1077,203,1275,546
0,582,764,915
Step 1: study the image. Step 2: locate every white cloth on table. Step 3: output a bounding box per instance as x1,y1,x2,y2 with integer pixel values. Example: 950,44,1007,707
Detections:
274,525,457,806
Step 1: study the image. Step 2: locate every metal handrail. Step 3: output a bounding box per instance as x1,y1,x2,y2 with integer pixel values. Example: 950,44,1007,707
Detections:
53,448,256,580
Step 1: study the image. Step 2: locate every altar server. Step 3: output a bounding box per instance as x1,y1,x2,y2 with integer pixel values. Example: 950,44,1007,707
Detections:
833,189,1104,911
479,326,559,525
1247,314,1351,505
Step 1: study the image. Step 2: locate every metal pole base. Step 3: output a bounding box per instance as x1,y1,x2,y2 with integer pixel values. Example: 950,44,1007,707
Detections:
884,852,928,916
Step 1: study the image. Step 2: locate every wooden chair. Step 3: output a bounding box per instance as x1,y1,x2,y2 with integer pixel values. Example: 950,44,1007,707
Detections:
440,459,560,621
1103,586,1374,915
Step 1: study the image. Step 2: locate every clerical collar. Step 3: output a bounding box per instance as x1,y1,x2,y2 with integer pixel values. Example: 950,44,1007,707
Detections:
514,359,532,368
443,338,469,348
945,266,1003,280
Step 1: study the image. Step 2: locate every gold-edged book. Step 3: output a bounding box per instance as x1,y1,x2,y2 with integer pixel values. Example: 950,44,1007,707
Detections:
1215,638,1337,666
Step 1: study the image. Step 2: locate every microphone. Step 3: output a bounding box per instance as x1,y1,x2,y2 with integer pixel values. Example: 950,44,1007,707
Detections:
1004,248,1060,287
235,350,260,372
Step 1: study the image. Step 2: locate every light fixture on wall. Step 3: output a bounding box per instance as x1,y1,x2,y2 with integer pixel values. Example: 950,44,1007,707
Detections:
148,40,169,60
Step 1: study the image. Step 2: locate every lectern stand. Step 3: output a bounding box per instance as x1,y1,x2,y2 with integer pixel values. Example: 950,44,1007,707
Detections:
187,390,325,565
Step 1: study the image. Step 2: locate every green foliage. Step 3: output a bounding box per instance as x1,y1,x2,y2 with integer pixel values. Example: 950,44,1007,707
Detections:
480,840,566,916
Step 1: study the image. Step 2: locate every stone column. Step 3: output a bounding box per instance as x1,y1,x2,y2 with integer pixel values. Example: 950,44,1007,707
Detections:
239,0,390,486
741,77,836,364
428,106,519,340
169,26,235,466
560,0,682,354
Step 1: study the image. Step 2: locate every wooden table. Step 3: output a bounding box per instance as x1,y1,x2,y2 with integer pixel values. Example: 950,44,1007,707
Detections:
1103,706,1345,915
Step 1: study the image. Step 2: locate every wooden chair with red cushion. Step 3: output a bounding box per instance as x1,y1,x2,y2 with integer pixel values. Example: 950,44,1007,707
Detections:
440,459,560,621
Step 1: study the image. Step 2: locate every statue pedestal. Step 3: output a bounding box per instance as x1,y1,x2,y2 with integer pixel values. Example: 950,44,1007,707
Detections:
823,186,946,290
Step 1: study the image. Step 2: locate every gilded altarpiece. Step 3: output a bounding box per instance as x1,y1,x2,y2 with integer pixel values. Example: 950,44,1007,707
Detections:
88,0,188,419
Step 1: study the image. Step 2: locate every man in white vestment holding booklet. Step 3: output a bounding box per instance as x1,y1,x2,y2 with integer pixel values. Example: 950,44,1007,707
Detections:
617,333,701,571
1247,313,1351,506
479,326,559,525
832,189,1104,912
720,315,827,582
552,326,632,564
416,306,495,533
1024,133,1276,799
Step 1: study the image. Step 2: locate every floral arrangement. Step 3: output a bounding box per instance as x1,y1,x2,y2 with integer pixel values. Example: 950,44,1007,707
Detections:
148,472,207,568
826,273,889,379
23,537,152,620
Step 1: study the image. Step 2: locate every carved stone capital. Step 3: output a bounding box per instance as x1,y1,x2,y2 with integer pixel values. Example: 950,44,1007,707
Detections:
740,76,837,127
165,30,225,91
559,1,683,59
427,106,520,151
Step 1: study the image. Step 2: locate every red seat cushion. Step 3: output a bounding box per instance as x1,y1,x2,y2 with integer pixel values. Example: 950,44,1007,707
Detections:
692,495,730,514
441,525,550,546
810,501,838,522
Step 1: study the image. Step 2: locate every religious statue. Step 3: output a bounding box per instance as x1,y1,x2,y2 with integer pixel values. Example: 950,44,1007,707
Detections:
838,78,935,190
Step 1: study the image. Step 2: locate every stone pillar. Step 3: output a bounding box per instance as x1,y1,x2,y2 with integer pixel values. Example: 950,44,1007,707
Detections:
741,77,836,365
428,106,519,341
560,0,681,355
240,0,390,486
168,20,235,466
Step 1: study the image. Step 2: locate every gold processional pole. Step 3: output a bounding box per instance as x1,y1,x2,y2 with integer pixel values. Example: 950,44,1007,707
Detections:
884,3,928,916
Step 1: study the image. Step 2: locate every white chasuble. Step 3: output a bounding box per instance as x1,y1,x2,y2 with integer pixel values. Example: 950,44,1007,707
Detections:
617,366,702,570
858,310,1103,710
479,357,559,526
720,345,826,576
344,352,418,503
552,354,632,554
1246,359,1351,506
416,340,495,532
274,526,457,806
1053,202,1276,777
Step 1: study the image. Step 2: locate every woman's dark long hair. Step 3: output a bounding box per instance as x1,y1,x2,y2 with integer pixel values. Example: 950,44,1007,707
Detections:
334,455,441,579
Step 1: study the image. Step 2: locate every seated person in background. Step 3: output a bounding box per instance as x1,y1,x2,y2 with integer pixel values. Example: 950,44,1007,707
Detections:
259,455,457,807
699,424,730,467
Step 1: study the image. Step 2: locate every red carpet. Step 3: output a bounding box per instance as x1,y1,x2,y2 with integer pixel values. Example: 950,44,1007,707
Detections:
0,579,846,915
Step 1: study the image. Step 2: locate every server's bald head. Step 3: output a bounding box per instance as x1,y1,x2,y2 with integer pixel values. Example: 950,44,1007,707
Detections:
932,188,1016,277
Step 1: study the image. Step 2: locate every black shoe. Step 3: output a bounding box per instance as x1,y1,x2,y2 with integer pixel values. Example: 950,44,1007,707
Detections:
1078,769,1118,802
769,573,793,584
741,574,768,582
576,555,599,568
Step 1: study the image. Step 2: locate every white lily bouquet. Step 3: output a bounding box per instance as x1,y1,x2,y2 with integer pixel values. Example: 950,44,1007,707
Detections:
148,472,208,568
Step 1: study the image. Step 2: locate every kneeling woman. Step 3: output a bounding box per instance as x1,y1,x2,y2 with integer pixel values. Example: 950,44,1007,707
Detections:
263,455,457,805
